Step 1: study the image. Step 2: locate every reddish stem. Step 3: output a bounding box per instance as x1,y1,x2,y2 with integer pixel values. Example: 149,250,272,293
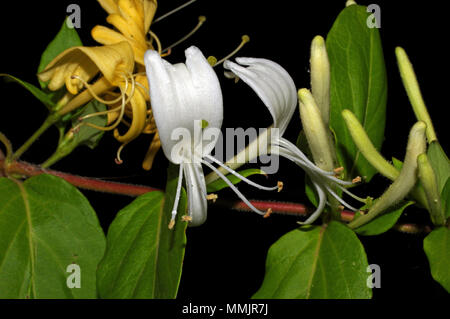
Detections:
1,159,160,196
0,159,430,234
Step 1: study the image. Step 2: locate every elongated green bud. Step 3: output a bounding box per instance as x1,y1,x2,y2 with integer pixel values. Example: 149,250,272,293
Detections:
310,36,331,127
299,88,336,171
417,153,446,226
342,109,399,180
349,121,427,229
395,47,437,143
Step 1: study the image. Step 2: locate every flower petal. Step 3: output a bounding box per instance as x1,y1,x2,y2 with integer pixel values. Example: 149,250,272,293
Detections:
144,47,223,163
183,162,208,226
223,58,297,135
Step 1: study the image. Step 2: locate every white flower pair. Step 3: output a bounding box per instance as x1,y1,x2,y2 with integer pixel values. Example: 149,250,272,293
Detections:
144,46,357,228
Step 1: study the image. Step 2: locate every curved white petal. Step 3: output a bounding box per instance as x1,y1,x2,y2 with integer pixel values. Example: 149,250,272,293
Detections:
183,162,208,227
144,46,223,163
223,57,297,136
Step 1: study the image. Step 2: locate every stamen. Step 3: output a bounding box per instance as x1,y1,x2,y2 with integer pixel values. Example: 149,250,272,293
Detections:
148,30,162,55
115,143,126,165
323,183,358,212
162,16,206,53
298,179,327,225
335,183,369,204
277,181,283,192
152,0,198,24
202,160,270,216
169,162,185,229
213,35,250,67
263,208,272,218
70,75,127,105
204,154,279,191
75,73,136,132
79,105,123,121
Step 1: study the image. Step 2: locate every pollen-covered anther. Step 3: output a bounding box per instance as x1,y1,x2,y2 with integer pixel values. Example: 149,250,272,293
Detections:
206,194,218,203
334,166,344,174
181,215,193,222
168,219,176,230
338,205,345,211
359,210,367,215
277,181,284,192
263,208,273,218
352,176,362,183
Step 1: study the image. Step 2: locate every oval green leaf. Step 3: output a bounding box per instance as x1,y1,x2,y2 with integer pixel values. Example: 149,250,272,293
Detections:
0,174,106,298
97,164,188,298
253,221,371,299
326,5,387,181
423,227,450,292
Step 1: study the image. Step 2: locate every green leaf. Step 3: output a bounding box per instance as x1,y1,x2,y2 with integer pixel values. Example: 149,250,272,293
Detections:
327,5,387,181
0,175,106,298
97,164,188,298
354,201,413,236
253,221,371,299
441,178,450,219
427,141,450,194
423,227,450,292
0,74,55,110
206,168,267,193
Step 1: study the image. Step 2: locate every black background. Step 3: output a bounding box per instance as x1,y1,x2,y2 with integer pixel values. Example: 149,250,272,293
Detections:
0,0,448,305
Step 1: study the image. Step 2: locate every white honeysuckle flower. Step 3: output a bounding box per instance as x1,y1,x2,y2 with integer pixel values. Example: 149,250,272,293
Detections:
145,46,279,228
224,57,360,224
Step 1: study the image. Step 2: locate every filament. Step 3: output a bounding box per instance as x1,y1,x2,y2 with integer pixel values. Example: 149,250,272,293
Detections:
115,143,127,165
152,0,198,24
202,160,269,216
162,16,206,53
298,178,327,225
70,75,127,105
75,73,137,132
213,35,250,67
322,183,358,212
204,154,279,191
148,30,162,55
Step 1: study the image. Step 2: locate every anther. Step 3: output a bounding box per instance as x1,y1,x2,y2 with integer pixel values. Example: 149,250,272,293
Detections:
181,215,192,222
263,208,273,218
162,16,206,53
213,35,250,67
277,181,283,192
206,193,218,203
352,176,362,183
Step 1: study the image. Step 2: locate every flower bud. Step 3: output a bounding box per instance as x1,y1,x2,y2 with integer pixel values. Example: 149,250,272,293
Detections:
298,88,336,171
417,153,446,226
310,36,330,127
349,121,427,228
395,47,437,143
342,109,399,180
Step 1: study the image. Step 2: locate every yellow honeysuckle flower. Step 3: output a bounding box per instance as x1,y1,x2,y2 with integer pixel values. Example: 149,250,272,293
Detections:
38,41,134,96
92,0,158,65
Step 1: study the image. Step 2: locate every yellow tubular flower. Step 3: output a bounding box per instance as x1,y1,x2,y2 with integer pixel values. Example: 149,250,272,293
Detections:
92,0,158,65
38,41,135,95
113,82,147,143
